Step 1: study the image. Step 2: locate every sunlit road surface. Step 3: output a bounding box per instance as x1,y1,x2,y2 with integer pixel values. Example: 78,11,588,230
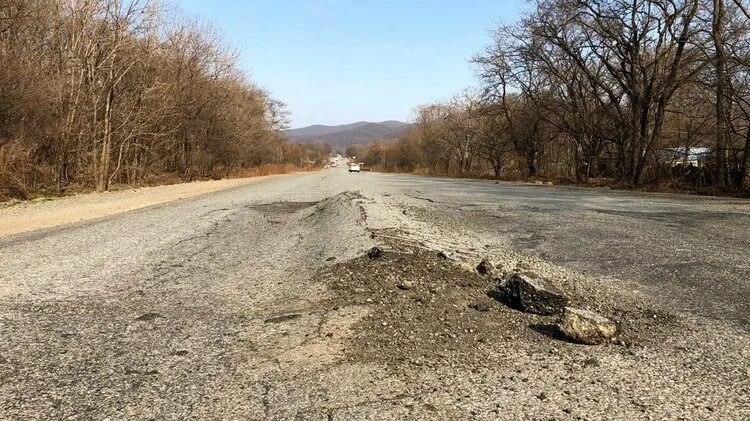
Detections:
1,167,748,419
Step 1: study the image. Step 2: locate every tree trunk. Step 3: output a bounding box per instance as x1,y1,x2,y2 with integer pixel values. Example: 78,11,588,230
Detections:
713,0,730,187
97,84,114,192
739,126,750,191
494,162,502,178
527,148,538,178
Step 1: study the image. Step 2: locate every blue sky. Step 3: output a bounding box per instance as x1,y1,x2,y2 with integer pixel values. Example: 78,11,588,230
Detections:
179,1,528,128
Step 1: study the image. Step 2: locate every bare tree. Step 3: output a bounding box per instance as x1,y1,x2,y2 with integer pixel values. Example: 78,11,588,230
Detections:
0,0,295,200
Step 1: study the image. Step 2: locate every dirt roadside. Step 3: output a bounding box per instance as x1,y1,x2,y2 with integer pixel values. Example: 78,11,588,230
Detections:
0,175,295,238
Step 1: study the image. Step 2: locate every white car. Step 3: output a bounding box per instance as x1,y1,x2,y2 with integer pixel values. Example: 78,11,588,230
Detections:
349,163,361,173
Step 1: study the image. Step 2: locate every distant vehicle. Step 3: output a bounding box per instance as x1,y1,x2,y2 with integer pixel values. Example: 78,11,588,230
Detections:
349,163,361,173
330,161,338,168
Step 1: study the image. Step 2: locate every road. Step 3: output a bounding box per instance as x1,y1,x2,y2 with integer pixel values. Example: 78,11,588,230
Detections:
1,168,749,420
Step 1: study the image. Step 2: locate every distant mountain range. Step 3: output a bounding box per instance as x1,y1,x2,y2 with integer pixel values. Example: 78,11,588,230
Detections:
284,120,409,151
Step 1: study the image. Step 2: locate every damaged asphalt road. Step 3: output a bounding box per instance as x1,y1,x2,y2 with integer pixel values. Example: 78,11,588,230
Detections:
0,169,749,419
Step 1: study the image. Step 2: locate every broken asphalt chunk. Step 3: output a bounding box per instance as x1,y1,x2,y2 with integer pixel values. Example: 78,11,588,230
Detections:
496,273,567,315
476,258,496,276
558,307,618,345
367,246,383,260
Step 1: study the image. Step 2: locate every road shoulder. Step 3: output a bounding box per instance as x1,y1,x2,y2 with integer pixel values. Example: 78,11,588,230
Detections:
0,175,291,238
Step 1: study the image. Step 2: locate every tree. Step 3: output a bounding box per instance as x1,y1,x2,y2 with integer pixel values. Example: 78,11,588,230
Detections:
532,0,702,184
0,0,295,200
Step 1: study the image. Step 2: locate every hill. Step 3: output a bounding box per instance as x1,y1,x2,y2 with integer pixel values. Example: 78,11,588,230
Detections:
285,121,408,151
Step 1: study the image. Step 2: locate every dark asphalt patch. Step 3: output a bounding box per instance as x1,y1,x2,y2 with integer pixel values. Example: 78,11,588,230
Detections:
264,314,302,323
250,201,320,215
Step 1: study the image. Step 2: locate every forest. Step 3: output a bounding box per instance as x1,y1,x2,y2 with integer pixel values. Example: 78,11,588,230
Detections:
0,0,329,201
351,0,750,194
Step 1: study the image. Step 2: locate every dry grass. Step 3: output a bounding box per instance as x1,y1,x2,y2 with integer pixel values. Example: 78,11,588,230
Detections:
0,163,321,204
0,140,33,201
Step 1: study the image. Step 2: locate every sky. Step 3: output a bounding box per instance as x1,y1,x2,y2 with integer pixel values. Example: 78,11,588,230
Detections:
179,0,529,129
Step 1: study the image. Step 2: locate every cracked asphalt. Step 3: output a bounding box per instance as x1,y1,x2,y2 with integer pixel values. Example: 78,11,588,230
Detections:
1,167,749,420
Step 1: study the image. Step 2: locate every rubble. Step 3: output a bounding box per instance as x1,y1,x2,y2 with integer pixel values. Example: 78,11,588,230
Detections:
367,246,383,260
397,279,415,290
437,250,454,260
476,258,496,276
469,302,491,312
559,307,618,345
496,273,567,315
